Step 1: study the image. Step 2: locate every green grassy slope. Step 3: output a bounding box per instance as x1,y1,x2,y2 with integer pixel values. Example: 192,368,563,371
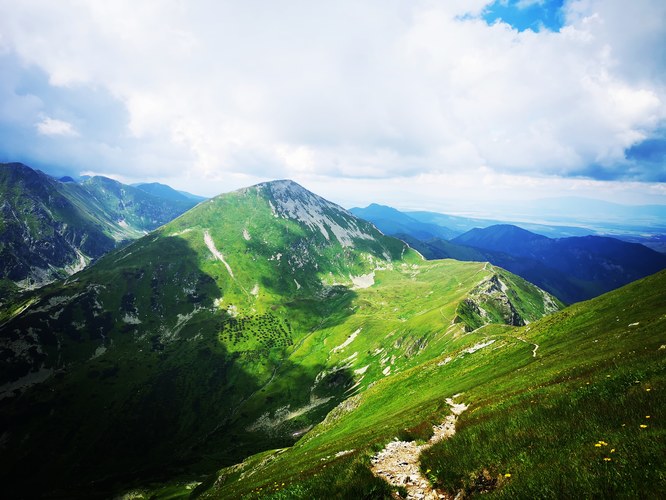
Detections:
0,180,557,498
197,269,666,499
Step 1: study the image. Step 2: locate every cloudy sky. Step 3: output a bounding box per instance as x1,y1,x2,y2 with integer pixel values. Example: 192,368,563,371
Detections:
1,0,665,213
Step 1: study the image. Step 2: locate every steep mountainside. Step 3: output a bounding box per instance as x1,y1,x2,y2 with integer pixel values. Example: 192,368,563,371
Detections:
350,204,458,240
0,163,199,294
195,269,666,499
0,180,558,499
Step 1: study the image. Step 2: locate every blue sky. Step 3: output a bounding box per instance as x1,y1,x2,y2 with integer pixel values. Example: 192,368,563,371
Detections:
483,0,566,32
0,0,665,211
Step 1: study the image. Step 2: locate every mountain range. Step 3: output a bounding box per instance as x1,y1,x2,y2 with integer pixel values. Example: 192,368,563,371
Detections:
352,204,666,304
0,163,202,299
0,171,664,498
351,204,595,239
0,179,560,498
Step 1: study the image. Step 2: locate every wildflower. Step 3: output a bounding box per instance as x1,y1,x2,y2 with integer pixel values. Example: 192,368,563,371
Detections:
603,457,612,462
646,388,651,392
610,449,615,453
646,415,651,419
594,443,602,447
426,469,431,474
640,424,648,429
504,473,511,478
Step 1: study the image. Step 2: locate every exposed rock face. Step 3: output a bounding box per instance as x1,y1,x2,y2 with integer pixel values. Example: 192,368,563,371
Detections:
262,180,379,248
454,270,560,332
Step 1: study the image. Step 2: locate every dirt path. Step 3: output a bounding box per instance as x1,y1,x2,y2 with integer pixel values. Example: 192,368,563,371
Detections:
371,397,468,499
516,336,540,358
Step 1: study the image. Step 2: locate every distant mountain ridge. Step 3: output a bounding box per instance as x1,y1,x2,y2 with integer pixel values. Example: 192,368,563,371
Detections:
352,203,596,240
350,204,458,240
134,182,207,203
0,162,200,294
443,224,666,303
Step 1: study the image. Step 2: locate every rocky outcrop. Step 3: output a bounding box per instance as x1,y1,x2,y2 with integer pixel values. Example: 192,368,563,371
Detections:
454,271,559,332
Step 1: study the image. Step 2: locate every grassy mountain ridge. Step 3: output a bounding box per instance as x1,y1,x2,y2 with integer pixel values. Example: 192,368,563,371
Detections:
0,180,558,498
194,268,666,499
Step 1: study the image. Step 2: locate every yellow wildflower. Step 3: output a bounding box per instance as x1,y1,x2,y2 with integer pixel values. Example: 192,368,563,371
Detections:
603,457,612,462
640,424,648,429
594,443,602,447
504,473,511,478
646,388,651,392
646,415,651,419
611,449,616,453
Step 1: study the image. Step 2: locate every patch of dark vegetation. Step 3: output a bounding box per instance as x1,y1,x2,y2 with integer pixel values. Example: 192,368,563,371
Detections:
218,313,294,350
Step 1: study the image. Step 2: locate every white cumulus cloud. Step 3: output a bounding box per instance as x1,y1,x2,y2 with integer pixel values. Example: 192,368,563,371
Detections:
0,0,664,199
35,117,79,137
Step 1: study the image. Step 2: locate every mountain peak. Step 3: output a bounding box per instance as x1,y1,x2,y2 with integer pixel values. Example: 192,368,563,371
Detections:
454,224,547,244
248,179,377,248
255,179,311,199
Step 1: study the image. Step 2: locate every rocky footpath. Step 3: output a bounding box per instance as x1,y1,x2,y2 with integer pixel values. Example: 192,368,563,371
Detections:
371,397,468,499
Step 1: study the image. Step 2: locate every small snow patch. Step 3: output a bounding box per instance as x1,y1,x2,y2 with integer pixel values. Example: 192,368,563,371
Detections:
122,313,141,325
204,230,234,278
438,356,453,366
332,328,361,353
382,366,391,376
354,365,369,375
91,344,107,359
463,339,496,354
350,272,375,289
